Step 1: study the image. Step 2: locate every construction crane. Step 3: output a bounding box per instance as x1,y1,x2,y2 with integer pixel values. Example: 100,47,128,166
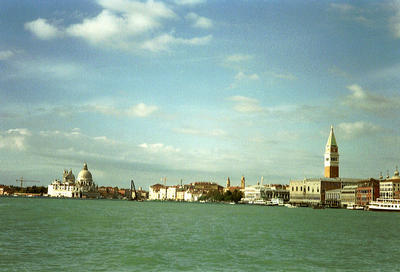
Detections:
16,177,40,188
130,179,137,201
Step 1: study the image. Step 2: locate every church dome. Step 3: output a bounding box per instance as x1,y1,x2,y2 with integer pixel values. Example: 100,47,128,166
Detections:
77,163,92,181
392,167,400,180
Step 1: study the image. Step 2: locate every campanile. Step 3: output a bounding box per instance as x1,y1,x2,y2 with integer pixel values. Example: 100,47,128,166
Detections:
324,125,339,178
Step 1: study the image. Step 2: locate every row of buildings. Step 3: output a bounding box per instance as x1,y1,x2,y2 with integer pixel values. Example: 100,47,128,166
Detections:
289,126,400,208
44,126,397,208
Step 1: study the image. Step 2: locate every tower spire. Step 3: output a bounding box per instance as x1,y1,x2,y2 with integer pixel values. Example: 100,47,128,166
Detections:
324,125,339,178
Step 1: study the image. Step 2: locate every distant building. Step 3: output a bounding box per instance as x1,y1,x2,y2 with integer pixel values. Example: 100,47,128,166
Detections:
341,185,357,207
242,183,289,203
356,178,380,206
241,176,245,189
48,163,99,198
379,168,400,199
325,189,341,208
149,184,167,200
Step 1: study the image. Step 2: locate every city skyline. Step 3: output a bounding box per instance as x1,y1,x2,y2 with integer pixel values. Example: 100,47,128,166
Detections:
1,0,400,188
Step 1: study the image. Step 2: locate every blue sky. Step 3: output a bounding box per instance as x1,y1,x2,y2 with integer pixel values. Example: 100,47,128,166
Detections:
1,0,400,189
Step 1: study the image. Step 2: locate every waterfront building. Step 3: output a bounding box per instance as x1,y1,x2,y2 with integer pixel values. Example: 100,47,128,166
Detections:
242,183,289,203
241,176,245,189
356,179,380,206
289,178,342,206
167,186,178,200
325,189,341,207
176,188,185,201
379,168,400,199
341,185,357,207
0,186,4,195
184,189,202,202
324,125,339,178
48,163,99,198
226,177,230,189
149,184,167,200
191,182,223,193
261,184,290,203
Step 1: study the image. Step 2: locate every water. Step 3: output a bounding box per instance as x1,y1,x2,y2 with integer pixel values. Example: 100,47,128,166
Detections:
1,198,400,272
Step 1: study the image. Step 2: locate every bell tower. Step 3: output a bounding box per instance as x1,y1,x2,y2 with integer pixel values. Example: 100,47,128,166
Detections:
324,125,339,178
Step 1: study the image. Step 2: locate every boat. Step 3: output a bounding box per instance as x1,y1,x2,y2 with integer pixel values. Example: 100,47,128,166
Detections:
253,199,267,205
284,203,297,208
346,205,364,210
368,199,400,212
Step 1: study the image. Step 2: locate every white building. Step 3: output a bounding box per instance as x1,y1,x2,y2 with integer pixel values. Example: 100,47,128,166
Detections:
379,168,400,199
167,186,177,200
48,163,98,198
149,184,167,200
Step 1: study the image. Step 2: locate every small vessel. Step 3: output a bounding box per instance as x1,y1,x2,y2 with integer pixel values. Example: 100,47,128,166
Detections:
368,199,400,212
284,203,297,208
253,199,267,205
346,205,364,210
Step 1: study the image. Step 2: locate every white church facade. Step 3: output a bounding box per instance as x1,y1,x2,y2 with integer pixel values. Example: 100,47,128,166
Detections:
48,163,99,198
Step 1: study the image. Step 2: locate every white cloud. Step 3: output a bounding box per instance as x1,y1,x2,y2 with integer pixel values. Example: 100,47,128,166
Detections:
138,143,180,153
0,128,31,150
127,103,158,117
342,84,400,112
24,18,62,40
186,12,212,29
235,71,259,81
337,121,380,139
174,0,205,6
24,0,212,53
0,50,14,61
66,10,124,44
229,71,259,88
141,33,212,52
89,102,158,117
228,96,264,113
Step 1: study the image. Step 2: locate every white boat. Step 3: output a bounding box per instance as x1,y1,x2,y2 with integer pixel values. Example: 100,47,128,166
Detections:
253,199,267,205
368,199,400,212
346,205,364,210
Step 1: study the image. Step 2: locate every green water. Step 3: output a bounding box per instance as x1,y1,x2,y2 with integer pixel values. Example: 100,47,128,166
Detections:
1,197,400,271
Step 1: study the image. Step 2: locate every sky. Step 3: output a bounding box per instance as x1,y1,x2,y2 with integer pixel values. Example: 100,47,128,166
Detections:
1,0,400,189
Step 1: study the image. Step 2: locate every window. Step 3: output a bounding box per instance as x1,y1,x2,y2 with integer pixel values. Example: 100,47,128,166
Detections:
317,187,319,192
308,186,310,192
296,187,298,191
326,158,329,161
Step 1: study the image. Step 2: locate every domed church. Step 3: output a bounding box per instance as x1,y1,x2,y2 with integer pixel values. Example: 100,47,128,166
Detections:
48,163,99,198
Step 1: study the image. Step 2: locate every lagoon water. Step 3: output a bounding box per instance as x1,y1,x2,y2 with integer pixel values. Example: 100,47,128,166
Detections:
1,197,400,271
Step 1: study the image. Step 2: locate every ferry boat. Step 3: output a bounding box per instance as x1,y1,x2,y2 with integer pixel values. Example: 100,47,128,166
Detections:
368,199,400,212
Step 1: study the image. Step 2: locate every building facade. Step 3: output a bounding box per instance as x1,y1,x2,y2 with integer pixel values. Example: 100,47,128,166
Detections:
48,163,98,198
379,168,400,199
